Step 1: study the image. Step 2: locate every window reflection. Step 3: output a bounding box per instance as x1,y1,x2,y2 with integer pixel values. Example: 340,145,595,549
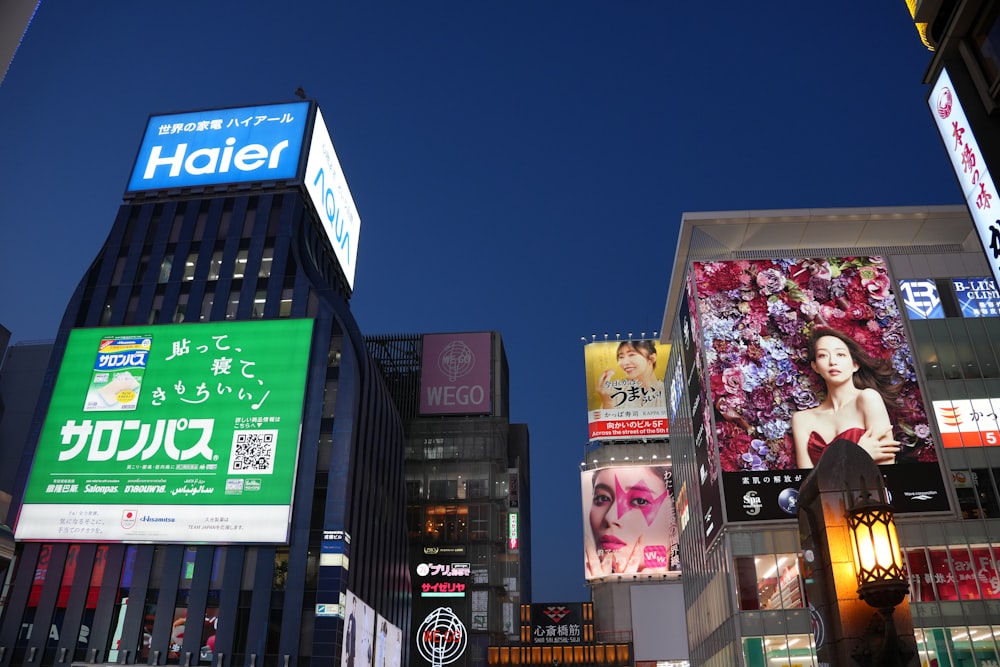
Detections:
743,634,816,666
735,553,804,610
912,318,1000,380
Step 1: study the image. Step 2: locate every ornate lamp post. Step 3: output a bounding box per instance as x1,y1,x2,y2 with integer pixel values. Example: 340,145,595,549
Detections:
846,491,912,667
797,440,918,666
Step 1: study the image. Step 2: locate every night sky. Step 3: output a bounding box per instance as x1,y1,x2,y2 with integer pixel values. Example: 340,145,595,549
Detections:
0,2,963,602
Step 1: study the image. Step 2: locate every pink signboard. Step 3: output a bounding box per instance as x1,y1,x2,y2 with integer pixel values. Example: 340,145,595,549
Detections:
419,333,493,416
907,546,1000,601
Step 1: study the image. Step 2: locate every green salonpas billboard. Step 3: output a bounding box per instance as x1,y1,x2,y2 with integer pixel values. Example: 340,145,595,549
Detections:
15,319,314,544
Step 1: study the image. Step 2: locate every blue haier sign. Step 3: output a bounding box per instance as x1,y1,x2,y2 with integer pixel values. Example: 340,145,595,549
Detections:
127,102,309,192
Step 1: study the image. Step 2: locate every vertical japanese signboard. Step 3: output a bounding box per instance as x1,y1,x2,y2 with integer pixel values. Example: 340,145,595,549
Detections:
15,319,313,543
584,339,670,441
303,107,362,290
929,68,1000,290
679,291,723,550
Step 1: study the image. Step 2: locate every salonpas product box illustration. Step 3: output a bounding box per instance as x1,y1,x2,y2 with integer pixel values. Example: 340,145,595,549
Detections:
16,319,314,544
84,336,152,411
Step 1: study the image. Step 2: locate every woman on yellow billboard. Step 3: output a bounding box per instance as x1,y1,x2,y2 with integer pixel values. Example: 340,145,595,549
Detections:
593,340,666,412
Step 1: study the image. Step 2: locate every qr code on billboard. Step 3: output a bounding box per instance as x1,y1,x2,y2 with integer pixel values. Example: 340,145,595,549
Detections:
228,430,278,474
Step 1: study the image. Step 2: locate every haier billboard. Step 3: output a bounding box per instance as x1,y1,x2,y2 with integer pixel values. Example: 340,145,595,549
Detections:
127,101,360,290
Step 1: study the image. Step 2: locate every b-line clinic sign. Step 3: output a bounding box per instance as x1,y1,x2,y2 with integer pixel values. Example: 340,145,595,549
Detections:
15,319,313,544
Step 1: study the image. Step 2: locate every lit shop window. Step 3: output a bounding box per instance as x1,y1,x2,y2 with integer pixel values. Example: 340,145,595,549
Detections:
915,626,1000,666
743,635,816,667
952,468,1000,519
735,554,804,610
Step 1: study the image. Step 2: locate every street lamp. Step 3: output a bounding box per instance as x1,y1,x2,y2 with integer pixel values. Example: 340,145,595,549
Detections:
846,491,913,667
798,438,919,666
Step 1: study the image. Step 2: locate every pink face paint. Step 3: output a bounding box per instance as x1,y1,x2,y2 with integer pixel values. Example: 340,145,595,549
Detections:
614,474,668,526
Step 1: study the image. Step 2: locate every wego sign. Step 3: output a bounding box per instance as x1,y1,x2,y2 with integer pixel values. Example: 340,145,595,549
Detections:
419,333,492,416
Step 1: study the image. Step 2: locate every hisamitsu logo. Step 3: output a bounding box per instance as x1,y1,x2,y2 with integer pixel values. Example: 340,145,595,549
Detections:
937,86,953,119
128,102,309,192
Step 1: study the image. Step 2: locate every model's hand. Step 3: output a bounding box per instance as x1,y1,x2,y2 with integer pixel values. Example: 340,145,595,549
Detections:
595,369,615,408
857,427,900,465
586,541,613,578
614,535,645,573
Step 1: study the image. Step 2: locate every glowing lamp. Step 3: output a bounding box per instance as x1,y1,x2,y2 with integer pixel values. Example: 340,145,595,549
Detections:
847,494,908,610
846,492,912,667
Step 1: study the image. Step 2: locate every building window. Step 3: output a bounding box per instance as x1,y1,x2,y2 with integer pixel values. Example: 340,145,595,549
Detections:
469,504,490,541
158,256,172,283
911,318,1000,380
424,505,469,542
467,478,490,499
734,553,804,610
953,468,1000,519
429,479,458,500
971,4,1000,94
207,251,224,281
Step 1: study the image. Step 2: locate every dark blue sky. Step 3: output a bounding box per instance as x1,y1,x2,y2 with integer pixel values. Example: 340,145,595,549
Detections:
0,2,963,602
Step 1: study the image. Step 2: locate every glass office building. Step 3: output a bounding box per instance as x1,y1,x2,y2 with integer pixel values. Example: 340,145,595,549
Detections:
662,206,1000,665
366,332,530,667
0,101,410,667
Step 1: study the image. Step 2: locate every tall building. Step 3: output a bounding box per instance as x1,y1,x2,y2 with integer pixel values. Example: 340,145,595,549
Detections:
0,0,39,86
0,340,52,514
662,205,1000,665
0,101,411,667
366,332,530,667
577,339,689,665
909,2,1000,302
0,327,28,582
0,339,52,579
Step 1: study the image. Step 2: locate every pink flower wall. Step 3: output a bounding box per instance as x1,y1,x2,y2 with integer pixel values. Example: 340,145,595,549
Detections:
692,256,936,472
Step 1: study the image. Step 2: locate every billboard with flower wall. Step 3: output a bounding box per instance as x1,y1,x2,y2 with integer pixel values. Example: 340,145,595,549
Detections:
691,256,949,522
